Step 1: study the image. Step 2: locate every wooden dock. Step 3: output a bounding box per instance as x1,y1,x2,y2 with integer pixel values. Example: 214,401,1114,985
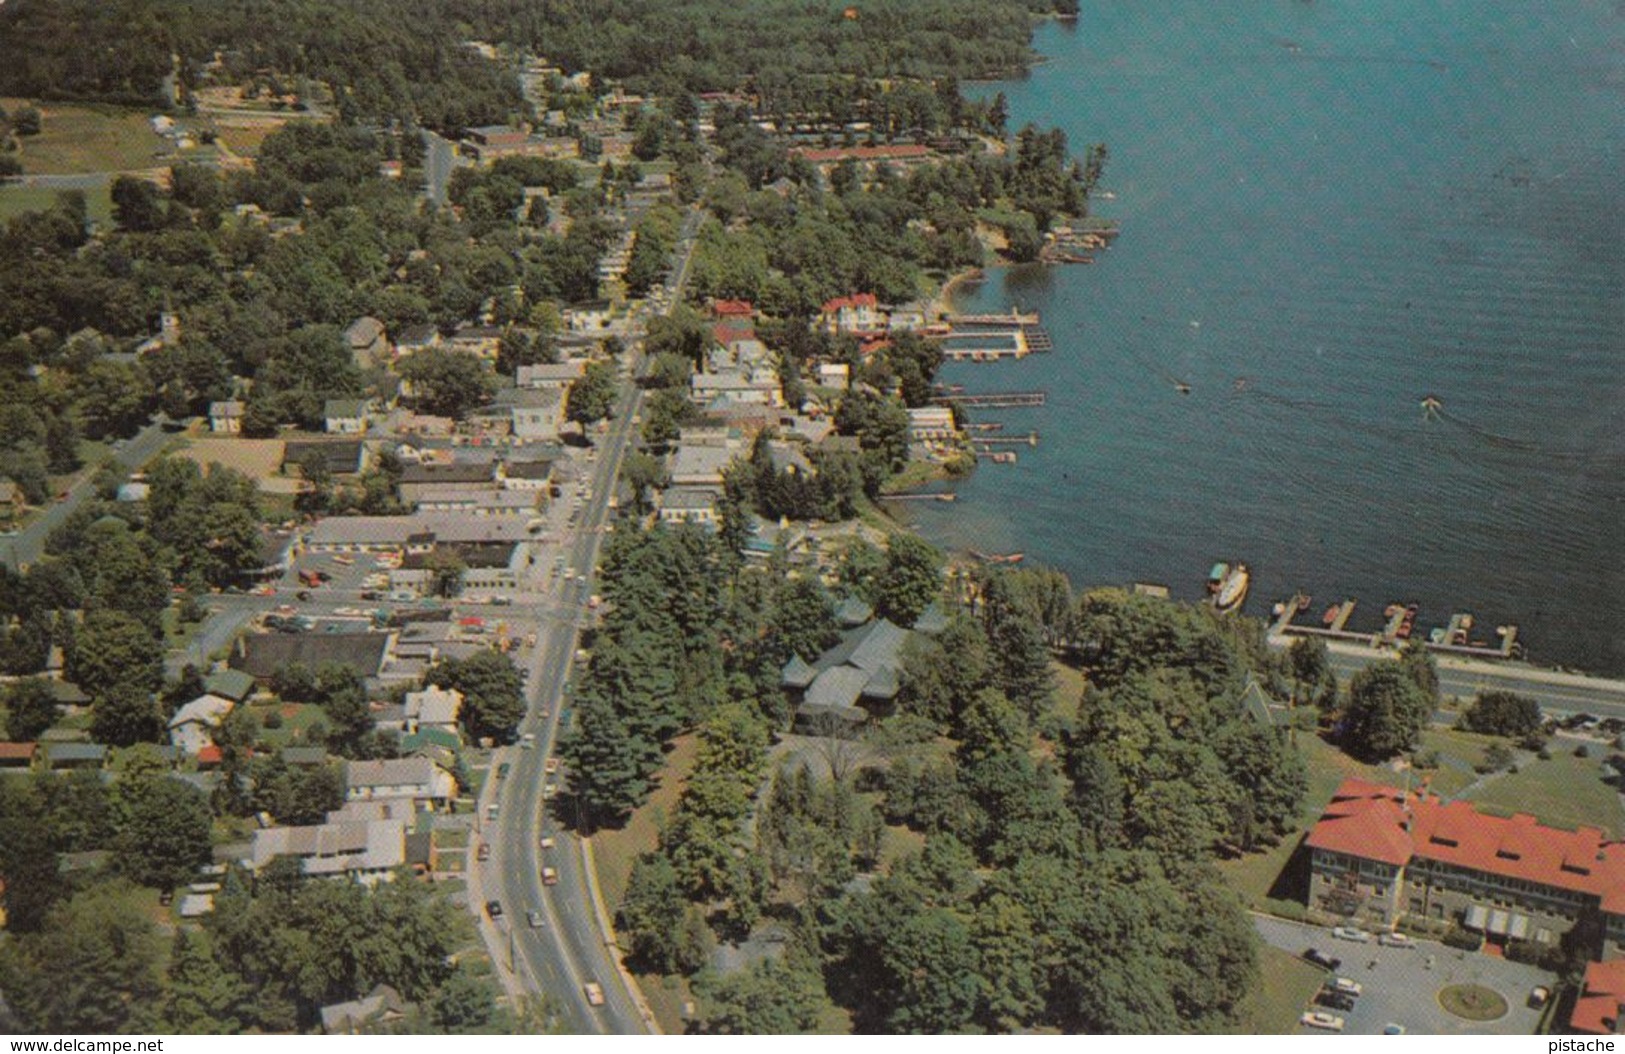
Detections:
972,432,1039,448
1271,594,1521,659
933,391,1046,408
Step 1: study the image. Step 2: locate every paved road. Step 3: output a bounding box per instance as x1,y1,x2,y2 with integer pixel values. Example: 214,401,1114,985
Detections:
0,417,172,571
422,130,464,207
1321,649,1625,721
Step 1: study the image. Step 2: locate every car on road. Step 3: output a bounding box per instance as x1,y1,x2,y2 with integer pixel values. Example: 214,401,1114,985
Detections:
541,866,558,885
1377,931,1415,948
520,732,536,749
360,590,383,600
486,803,499,820
497,762,511,779
1300,1011,1344,1032
477,842,490,861
1332,926,1372,942
527,910,544,929
583,982,605,1007
1331,977,1363,997
485,900,503,919
1303,948,1341,971
296,590,312,601
539,835,555,850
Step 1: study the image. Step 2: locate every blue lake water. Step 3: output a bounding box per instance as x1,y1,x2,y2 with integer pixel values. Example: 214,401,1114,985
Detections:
906,2,1625,673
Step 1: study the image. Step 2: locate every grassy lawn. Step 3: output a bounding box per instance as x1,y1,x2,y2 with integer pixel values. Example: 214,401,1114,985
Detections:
0,183,116,226
250,702,327,749
1231,945,1327,1033
211,122,278,158
635,972,692,1035
592,732,700,910
4,99,169,174
1462,746,1625,836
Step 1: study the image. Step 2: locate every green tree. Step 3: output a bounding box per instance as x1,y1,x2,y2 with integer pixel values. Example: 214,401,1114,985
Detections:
156,929,248,1033
617,851,709,974
428,966,497,1033
110,175,166,232
3,883,164,1032
115,772,213,889
1342,660,1431,761
565,360,618,426
2,676,59,740
560,693,650,828
426,651,525,744
399,348,497,419
875,533,942,626
881,906,982,1033
1460,690,1543,738
691,954,831,1034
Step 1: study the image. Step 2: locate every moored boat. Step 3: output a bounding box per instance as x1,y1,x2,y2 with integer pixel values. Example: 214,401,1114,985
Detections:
1213,562,1251,614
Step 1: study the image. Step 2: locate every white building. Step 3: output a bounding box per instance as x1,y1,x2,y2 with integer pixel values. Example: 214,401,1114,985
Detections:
345,756,456,810
168,694,235,755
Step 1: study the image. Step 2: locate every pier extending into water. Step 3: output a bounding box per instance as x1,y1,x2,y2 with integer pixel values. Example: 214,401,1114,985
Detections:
934,390,1046,408
1270,593,1521,659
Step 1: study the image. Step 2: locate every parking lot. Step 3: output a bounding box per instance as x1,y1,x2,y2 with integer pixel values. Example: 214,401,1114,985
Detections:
1254,916,1553,1035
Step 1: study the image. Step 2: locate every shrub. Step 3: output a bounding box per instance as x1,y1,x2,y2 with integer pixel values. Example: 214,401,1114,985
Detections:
1442,926,1484,952
1576,744,1592,759
261,709,284,730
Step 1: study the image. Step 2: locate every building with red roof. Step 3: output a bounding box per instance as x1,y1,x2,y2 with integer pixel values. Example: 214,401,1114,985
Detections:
1572,960,1625,1033
1307,777,1625,961
712,300,756,319
790,144,932,167
0,742,37,769
820,293,883,335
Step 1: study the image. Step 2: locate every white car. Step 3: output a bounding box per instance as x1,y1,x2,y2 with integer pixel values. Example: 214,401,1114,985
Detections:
1300,1011,1345,1032
1331,977,1363,997
1332,926,1372,943
520,733,536,749
1377,931,1415,948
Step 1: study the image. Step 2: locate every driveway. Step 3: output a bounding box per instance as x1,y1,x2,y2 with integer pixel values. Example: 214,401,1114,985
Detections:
1254,915,1552,1035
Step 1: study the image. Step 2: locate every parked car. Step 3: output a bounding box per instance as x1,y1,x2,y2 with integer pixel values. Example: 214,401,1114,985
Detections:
1316,991,1356,1013
543,782,558,798
544,757,561,775
1383,1024,1407,1035
1377,931,1415,948
1529,986,1552,1009
1332,926,1372,943
539,835,556,850
485,900,503,919
1331,977,1363,997
1300,1011,1345,1032
584,982,605,1007
476,842,491,861
1303,948,1341,971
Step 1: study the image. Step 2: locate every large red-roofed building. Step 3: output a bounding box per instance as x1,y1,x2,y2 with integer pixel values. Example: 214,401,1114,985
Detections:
1307,778,1625,960
1573,961,1625,1033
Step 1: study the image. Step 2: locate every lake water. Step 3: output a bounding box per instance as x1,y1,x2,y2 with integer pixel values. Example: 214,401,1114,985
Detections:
907,2,1625,674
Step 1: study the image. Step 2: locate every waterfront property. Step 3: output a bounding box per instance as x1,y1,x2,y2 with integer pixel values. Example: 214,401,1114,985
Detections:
1306,778,1625,960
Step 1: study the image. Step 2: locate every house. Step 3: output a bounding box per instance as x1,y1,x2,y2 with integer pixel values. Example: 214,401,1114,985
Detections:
399,462,496,488
321,984,411,1035
410,488,537,516
204,669,258,701
396,540,531,593
401,686,463,737
819,293,883,334
0,742,37,769
516,361,586,391
1306,778,1625,960
345,756,455,809
231,632,395,682
1572,961,1625,1034
283,439,369,477
324,399,370,435
783,618,913,729
395,325,441,355
669,445,737,488
43,743,107,770
501,388,563,441
817,363,851,390
209,401,245,434
563,301,613,333
251,817,408,886
907,406,958,442
657,487,719,528
690,367,782,408
168,694,235,755
344,317,390,366
448,325,504,359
